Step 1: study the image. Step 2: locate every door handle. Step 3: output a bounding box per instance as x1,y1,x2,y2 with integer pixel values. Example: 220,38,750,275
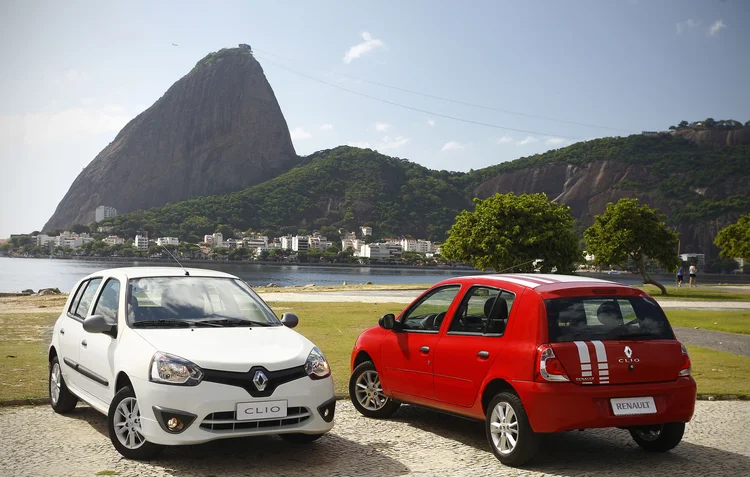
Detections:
60,329,65,335
477,350,490,359
81,340,87,348
419,346,430,354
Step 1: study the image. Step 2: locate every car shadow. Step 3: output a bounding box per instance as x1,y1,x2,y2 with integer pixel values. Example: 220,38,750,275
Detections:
390,404,750,475
67,404,410,477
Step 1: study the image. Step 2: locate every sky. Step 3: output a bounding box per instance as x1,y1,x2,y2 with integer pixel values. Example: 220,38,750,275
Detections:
1,0,748,238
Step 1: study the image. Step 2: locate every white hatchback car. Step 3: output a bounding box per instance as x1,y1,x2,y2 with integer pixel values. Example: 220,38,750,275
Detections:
48,267,336,459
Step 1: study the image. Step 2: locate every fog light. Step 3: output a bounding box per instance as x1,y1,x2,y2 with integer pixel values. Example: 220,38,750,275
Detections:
167,417,183,431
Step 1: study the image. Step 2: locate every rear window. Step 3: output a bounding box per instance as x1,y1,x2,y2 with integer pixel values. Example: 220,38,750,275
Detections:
545,296,674,342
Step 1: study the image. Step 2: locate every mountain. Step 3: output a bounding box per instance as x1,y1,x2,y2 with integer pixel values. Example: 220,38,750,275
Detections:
43,46,297,231
98,130,750,261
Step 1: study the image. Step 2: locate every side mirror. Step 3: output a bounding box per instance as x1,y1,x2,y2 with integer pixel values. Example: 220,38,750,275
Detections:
83,314,115,334
379,313,396,330
281,312,299,328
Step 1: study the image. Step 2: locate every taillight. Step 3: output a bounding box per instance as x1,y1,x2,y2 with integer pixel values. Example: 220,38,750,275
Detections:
537,345,570,382
679,343,692,377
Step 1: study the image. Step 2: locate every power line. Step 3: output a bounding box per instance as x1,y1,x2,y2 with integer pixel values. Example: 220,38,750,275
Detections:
253,48,635,135
255,54,591,140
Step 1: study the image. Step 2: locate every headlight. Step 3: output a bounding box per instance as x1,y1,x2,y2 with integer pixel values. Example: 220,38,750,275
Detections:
149,352,204,386
304,347,331,380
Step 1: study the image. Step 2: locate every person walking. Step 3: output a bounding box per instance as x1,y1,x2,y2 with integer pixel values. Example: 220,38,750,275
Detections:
676,265,684,288
689,263,697,287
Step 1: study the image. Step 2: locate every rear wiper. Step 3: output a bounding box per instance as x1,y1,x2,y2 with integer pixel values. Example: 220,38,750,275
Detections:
610,331,659,339
132,319,195,328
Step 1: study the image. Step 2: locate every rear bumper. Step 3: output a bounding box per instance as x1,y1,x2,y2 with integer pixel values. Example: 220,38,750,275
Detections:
512,377,697,433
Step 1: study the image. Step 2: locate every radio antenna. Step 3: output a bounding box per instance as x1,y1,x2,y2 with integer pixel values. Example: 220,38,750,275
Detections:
495,259,539,274
159,243,189,276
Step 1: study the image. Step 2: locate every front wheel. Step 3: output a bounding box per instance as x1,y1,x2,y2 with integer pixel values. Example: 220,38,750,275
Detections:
348,361,401,418
629,423,685,452
49,356,78,413
279,433,325,444
485,392,539,467
107,386,163,460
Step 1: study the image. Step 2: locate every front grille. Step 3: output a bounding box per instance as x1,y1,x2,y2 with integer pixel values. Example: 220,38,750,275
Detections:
199,406,311,432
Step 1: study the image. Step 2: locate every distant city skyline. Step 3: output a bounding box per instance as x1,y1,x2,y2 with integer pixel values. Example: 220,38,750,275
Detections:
1,0,749,237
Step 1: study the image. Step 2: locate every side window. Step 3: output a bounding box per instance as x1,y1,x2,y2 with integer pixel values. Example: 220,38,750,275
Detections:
67,280,88,316
93,279,121,325
449,287,515,335
401,285,461,332
73,278,102,319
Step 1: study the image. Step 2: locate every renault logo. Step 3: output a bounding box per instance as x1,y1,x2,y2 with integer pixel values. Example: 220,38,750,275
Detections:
624,346,633,358
253,370,269,391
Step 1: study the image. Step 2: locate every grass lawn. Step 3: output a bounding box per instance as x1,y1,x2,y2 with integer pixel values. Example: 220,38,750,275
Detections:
1,299,748,402
639,284,750,301
665,310,750,335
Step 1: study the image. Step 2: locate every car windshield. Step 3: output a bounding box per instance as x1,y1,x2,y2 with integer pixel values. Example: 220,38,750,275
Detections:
545,296,674,342
127,277,281,328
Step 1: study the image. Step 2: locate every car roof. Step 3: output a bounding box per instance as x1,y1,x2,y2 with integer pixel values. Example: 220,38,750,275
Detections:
447,273,624,292
83,266,238,281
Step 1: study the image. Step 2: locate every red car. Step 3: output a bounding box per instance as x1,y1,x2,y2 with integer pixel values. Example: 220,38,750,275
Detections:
349,274,696,466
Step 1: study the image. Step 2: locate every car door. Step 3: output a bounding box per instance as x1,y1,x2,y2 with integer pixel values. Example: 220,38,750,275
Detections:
78,277,120,404
58,280,90,390
379,285,461,400
63,277,103,395
433,286,516,407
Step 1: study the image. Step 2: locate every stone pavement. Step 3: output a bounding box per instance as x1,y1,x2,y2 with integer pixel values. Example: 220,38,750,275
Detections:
1,400,748,477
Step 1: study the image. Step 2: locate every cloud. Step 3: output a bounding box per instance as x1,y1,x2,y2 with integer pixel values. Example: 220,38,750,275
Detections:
319,124,333,131
65,69,88,82
516,136,538,146
343,32,384,64
708,19,727,36
427,119,435,127
0,106,133,145
544,137,567,146
290,127,312,140
378,136,410,150
441,141,464,152
497,136,513,144
676,19,698,34
375,122,390,132
347,141,371,149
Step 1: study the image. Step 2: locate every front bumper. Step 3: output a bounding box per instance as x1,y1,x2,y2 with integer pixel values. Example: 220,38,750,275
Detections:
512,377,696,433
130,374,335,445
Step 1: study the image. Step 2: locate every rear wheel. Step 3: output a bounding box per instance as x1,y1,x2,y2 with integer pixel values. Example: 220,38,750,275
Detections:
279,433,324,444
485,392,539,467
49,356,78,413
349,361,400,418
108,386,163,460
629,423,685,452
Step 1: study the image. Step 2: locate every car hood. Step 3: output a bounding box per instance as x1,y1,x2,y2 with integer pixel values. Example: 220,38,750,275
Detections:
132,326,313,372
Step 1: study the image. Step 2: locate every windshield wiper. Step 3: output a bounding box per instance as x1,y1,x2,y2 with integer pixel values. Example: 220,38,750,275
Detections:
132,319,196,328
200,318,274,327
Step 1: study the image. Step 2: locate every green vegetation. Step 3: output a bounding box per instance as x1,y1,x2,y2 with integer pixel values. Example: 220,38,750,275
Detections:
715,213,750,260
639,285,750,301
585,198,679,295
0,312,58,401
441,192,579,273
88,131,750,245
686,345,750,396
665,310,750,335
194,47,252,69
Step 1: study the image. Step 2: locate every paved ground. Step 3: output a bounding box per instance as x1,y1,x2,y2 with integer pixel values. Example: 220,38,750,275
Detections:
674,327,750,358
1,400,748,477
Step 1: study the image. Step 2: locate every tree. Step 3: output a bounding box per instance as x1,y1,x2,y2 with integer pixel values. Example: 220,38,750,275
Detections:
714,213,750,260
705,257,739,274
71,224,90,234
584,198,679,295
216,224,236,239
703,118,716,128
678,120,689,128
441,192,579,273
668,125,676,131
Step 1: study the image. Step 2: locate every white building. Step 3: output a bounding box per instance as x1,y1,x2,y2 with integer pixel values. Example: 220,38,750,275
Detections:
33,234,54,247
281,236,294,250
342,238,364,252
53,231,94,249
203,235,214,246
309,235,333,251
134,235,149,252
203,233,224,247
360,226,372,237
292,235,309,253
156,237,180,246
400,238,435,253
385,242,402,258
679,253,705,272
359,243,391,260
103,236,125,245
95,206,118,222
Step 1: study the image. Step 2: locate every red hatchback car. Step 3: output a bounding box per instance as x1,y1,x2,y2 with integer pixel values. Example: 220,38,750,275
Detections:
349,274,696,466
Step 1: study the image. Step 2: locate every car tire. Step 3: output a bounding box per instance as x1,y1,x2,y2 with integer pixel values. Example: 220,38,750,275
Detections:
349,361,401,418
49,356,78,413
107,386,164,460
485,392,540,467
629,422,685,452
279,433,325,444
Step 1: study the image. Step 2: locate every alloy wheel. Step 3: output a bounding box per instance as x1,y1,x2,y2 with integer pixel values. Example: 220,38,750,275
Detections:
113,397,145,449
489,402,519,454
50,362,61,404
354,370,388,411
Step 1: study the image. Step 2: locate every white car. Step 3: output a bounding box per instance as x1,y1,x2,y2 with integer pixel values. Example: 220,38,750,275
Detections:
48,267,336,459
